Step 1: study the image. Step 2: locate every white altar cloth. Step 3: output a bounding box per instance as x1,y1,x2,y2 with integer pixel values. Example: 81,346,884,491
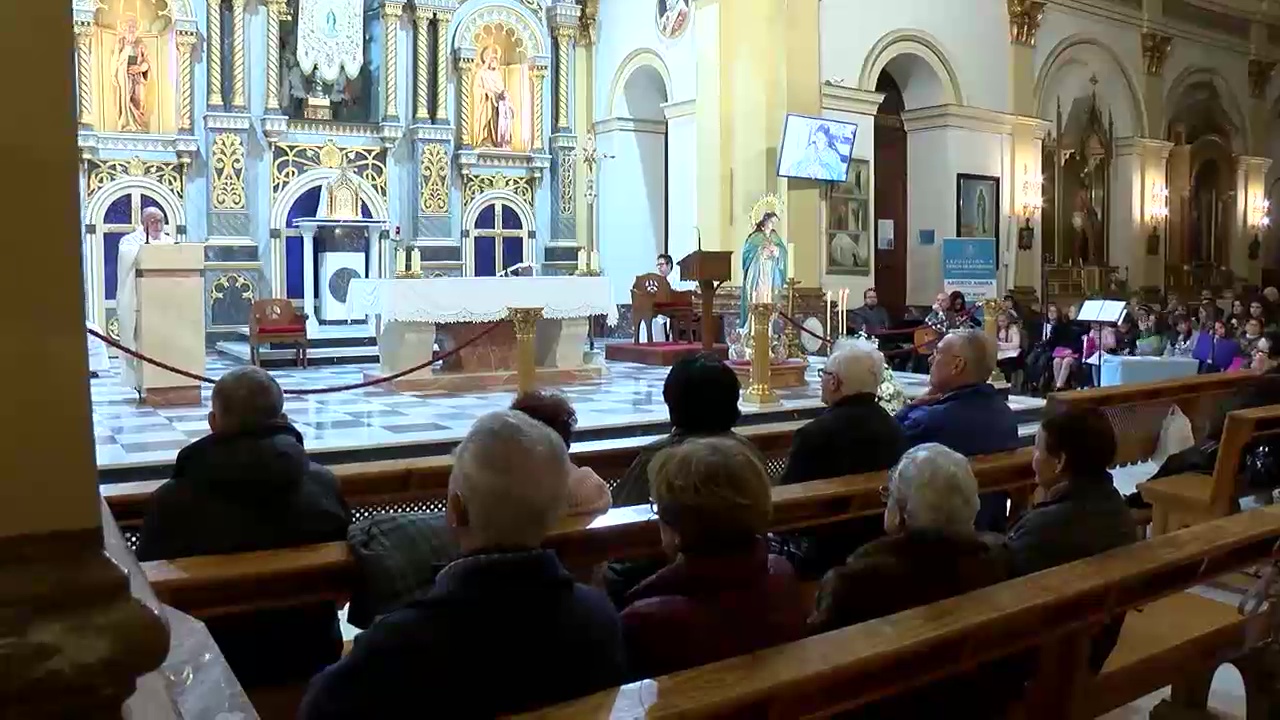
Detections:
346,276,617,325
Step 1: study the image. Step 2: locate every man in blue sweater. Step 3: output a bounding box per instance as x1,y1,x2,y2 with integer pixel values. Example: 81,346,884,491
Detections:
895,329,1020,531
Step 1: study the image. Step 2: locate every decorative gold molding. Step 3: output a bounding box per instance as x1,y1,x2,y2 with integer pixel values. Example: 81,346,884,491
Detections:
230,0,247,109
265,0,285,113
578,0,598,46
271,140,389,199
414,7,432,122
1249,58,1276,99
420,143,450,215
532,68,546,151
84,158,185,202
462,172,532,206
458,58,474,145
384,2,404,121
74,24,94,128
1007,0,1046,47
1142,32,1173,76
555,27,574,131
558,150,574,217
176,31,198,132
208,0,224,108
209,272,256,302
211,133,247,210
435,11,453,123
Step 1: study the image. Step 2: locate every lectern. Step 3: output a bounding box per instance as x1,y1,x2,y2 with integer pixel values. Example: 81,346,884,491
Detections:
134,244,205,406
678,250,733,352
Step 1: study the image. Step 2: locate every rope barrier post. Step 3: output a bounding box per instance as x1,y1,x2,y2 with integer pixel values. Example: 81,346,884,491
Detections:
509,307,543,396
742,303,780,406
982,297,1006,385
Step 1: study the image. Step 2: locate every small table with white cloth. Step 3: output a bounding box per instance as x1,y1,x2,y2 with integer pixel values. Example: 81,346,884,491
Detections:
346,277,616,392
1099,355,1200,387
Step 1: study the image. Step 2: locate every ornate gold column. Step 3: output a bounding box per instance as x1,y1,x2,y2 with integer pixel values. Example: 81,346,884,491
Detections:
383,2,404,122
434,10,452,123
554,26,574,132
208,0,223,109
229,0,246,109
265,0,285,114
176,31,197,132
742,304,779,406
73,23,94,129
532,67,546,151
458,57,474,145
413,6,432,122
510,307,544,394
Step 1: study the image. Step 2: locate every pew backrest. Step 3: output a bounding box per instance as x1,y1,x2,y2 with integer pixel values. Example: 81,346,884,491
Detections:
1209,404,1280,514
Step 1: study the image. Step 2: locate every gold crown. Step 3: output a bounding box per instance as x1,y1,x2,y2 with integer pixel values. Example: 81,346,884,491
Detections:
749,193,784,225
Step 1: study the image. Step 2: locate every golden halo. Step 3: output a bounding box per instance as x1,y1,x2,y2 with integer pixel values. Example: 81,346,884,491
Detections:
748,193,784,226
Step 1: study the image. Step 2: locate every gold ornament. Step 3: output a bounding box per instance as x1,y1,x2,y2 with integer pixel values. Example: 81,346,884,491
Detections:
211,133,247,210
85,158,185,201
420,143,450,215
558,150,574,217
462,172,533,206
210,272,256,302
273,141,388,199
319,139,344,168
749,193,785,225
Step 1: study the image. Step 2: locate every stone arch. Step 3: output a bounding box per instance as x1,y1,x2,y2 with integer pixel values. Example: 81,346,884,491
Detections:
462,189,536,276
452,0,549,63
859,29,964,107
1165,66,1250,151
269,168,388,229
1034,34,1147,138
84,175,185,228
607,48,673,119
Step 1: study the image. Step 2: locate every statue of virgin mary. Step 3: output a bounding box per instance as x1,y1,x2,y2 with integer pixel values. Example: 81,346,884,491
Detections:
739,210,788,328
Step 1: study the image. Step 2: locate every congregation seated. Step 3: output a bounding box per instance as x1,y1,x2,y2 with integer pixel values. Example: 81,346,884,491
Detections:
1024,301,1062,390
620,436,806,680
1047,304,1086,391
135,366,350,688
1008,407,1135,672
300,411,625,719
896,329,1019,531
612,353,760,507
810,443,1020,718
511,390,611,517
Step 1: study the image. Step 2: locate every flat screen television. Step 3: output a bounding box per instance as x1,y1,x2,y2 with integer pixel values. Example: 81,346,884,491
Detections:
776,114,858,183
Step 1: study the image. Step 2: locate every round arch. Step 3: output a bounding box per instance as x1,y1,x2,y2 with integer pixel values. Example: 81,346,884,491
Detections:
607,48,673,119
84,175,185,227
1034,34,1148,137
270,168,388,229
451,0,549,59
463,189,536,276
1165,66,1251,150
858,29,964,105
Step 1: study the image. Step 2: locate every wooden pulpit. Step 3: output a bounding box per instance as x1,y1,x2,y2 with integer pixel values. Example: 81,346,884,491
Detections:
678,250,733,352
135,243,205,406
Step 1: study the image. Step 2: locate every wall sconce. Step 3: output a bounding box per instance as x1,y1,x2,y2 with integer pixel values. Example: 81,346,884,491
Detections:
1249,193,1269,261
1146,182,1169,256
1017,164,1043,251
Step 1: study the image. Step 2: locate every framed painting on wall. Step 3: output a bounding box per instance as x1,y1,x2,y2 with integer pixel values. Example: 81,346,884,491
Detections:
956,173,999,239
825,158,871,276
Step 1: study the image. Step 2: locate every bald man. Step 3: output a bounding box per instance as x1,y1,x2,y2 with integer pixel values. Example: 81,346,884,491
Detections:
116,207,174,389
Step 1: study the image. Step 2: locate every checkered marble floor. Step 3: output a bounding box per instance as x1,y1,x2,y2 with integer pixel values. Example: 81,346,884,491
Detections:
91,355,1045,477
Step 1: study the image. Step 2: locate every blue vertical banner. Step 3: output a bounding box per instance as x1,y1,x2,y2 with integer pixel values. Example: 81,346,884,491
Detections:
941,237,997,301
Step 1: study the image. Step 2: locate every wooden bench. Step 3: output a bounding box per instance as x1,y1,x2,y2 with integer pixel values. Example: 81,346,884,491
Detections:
521,507,1280,720
1140,404,1280,536
141,449,1036,618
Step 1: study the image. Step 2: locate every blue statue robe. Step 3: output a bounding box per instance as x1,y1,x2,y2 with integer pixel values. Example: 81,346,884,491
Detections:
740,229,788,328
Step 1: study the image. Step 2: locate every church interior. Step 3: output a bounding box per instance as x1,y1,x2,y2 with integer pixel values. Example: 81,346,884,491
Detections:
10,0,1280,716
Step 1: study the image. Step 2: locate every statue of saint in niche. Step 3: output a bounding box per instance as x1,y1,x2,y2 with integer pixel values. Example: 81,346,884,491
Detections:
474,45,514,150
112,16,151,131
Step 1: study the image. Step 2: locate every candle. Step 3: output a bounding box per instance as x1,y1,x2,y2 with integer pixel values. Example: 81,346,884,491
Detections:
411,247,421,274
825,291,832,340
394,248,405,275
590,251,600,270
577,250,587,272
787,243,796,280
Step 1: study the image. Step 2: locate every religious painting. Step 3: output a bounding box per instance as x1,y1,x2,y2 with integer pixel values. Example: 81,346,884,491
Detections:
469,31,534,153
93,0,178,134
956,173,1000,239
656,0,690,39
825,159,871,276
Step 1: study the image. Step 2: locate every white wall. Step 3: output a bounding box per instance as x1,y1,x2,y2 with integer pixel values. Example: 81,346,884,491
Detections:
665,103,698,264
597,125,667,304
594,0,695,116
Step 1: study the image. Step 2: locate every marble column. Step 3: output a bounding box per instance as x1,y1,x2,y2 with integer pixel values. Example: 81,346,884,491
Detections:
1238,156,1272,285
458,58,474,145
413,6,432,123
0,1,169,712
208,0,224,109
434,10,453,124
230,0,247,110
554,27,574,132
1167,127,1192,271
73,22,94,129
265,0,285,115
383,2,404,123
1007,0,1045,295
532,67,546,151
176,31,198,133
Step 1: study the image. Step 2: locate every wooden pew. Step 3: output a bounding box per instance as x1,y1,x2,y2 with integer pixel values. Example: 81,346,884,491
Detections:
520,507,1280,720
1140,404,1280,536
141,449,1035,619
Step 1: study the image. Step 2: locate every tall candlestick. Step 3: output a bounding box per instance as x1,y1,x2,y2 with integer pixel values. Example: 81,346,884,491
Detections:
395,247,406,275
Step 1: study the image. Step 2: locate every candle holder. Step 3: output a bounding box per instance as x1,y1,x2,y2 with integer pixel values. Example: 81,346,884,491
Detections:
784,279,803,359
742,302,780,406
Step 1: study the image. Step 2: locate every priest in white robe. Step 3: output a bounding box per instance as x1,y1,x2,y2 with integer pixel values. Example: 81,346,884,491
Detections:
116,207,175,388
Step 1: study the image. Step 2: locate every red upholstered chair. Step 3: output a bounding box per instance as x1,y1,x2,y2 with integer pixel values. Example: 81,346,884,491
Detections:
249,299,309,368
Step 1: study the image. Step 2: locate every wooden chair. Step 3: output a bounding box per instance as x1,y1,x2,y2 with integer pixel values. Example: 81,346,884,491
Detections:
249,299,309,368
630,273,695,344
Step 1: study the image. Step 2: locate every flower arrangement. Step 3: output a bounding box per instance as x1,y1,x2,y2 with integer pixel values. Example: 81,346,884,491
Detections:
839,331,908,415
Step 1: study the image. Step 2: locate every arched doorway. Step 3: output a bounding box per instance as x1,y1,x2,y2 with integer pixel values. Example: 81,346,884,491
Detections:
874,71,908,317
465,195,533,276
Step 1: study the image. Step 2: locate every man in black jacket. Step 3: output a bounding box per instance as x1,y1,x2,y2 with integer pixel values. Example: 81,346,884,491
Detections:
135,366,350,687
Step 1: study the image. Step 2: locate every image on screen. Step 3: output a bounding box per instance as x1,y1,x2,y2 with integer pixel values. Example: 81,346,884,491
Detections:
776,114,858,182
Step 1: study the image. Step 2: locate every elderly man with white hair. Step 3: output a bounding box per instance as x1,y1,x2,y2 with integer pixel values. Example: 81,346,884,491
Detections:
808,443,1019,716
115,206,175,389
895,328,1020,532
301,410,625,720
774,339,906,577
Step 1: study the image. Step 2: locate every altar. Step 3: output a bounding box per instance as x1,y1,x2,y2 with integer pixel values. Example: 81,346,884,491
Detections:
346,276,616,392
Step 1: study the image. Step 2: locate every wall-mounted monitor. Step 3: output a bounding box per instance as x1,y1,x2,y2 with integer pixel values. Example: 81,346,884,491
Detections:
776,113,858,183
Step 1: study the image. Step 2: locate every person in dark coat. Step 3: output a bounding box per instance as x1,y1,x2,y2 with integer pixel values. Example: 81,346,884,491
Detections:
1008,407,1136,672
895,329,1020,531
775,338,907,576
1025,301,1061,392
135,366,350,688
621,436,806,680
849,287,893,335
810,443,1021,719
300,411,625,719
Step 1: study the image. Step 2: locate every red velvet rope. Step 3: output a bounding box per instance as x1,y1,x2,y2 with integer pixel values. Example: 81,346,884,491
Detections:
87,322,503,395
777,311,958,357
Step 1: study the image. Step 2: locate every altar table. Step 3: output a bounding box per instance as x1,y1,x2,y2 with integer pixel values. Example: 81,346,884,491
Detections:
347,277,616,391
1100,355,1200,387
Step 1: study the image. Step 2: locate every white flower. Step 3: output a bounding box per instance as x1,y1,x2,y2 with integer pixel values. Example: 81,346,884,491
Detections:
841,332,906,414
